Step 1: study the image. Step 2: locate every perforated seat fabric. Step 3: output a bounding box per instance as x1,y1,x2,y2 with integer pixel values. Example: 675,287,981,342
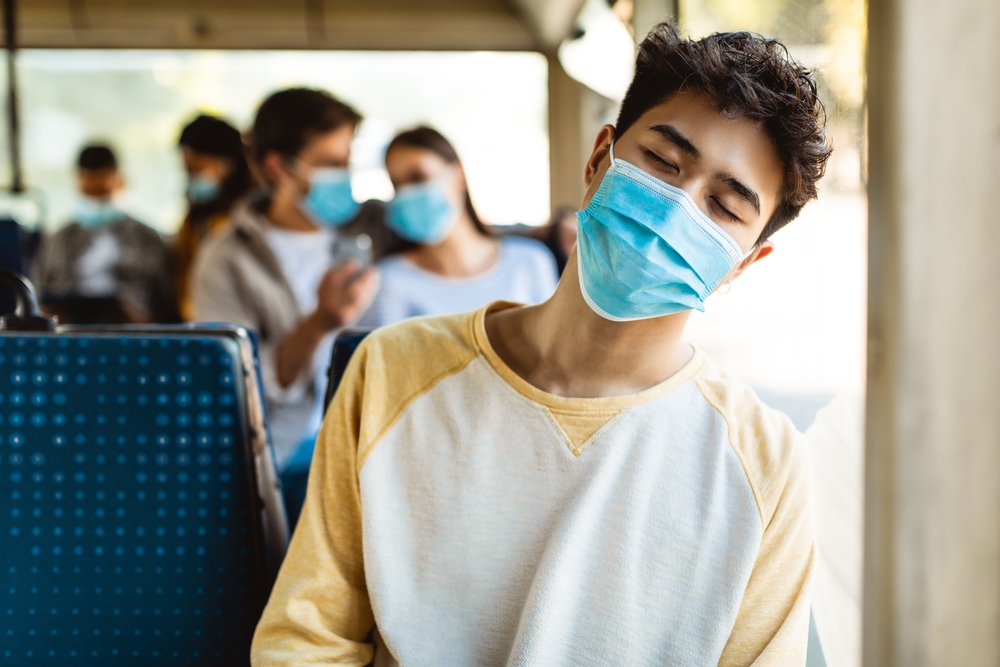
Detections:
0,331,283,663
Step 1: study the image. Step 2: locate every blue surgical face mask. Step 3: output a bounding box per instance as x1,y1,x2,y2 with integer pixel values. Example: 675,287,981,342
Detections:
187,174,220,203
302,167,359,227
576,142,749,321
387,178,460,244
73,197,124,228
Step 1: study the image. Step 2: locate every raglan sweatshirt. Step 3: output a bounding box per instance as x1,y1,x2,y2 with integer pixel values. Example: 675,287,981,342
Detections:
251,302,815,667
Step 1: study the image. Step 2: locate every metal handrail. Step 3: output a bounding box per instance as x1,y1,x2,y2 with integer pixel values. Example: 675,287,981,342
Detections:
0,269,56,330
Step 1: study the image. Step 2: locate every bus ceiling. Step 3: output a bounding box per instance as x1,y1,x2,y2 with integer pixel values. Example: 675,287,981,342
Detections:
8,0,589,52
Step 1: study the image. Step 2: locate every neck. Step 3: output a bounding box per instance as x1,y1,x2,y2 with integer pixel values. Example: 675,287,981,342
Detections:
486,252,693,398
266,188,320,232
405,212,497,278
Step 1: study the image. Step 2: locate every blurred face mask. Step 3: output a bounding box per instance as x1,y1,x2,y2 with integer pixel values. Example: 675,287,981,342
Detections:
73,197,124,228
186,174,220,204
301,167,359,227
386,177,461,244
576,142,749,321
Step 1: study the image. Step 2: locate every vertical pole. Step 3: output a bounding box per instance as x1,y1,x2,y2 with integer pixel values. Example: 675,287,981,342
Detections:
547,52,587,212
863,0,900,662
546,53,617,213
865,0,1000,664
632,0,678,42
3,0,21,193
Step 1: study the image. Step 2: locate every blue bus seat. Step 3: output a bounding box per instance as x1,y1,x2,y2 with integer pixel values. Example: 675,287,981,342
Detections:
0,218,24,316
322,329,372,414
0,271,289,664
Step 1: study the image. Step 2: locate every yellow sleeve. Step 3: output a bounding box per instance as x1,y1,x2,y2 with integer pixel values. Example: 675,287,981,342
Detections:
697,370,815,667
250,312,480,666
250,338,376,667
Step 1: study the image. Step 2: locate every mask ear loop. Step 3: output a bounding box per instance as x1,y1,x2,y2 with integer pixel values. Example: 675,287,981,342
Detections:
720,245,759,295
608,140,616,165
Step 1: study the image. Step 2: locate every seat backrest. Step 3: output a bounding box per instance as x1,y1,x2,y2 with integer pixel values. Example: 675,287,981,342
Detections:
0,322,289,663
0,218,23,316
322,329,371,414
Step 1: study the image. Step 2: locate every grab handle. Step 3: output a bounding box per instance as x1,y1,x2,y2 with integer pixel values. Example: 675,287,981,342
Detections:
0,269,57,331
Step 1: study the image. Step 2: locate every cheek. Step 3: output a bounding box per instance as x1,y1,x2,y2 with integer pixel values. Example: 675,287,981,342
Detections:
446,172,466,206
211,160,231,180
716,220,764,254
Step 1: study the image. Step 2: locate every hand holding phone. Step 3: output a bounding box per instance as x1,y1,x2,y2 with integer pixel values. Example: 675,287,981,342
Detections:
331,233,373,275
312,260,378,331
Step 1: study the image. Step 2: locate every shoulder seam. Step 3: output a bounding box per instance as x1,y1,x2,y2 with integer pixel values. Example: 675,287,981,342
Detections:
694,375,767,528
357,348,479,470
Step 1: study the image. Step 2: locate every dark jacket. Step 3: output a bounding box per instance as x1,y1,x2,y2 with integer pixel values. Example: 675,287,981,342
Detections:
34,215,176,322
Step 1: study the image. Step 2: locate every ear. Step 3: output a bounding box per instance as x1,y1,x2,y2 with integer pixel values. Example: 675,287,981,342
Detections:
583,125,616,190
453,163,468,193
261,152,289,188
217,157,234,180
721,240,774,288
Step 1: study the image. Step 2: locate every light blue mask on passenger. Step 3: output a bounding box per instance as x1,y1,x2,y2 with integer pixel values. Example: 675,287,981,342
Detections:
186,174,220,203
303,167,359,227
577,142,749,321
386,178,460,244
73,197,125,228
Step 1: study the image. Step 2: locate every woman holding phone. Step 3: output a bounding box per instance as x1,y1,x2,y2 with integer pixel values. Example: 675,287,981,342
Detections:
360,127,558,328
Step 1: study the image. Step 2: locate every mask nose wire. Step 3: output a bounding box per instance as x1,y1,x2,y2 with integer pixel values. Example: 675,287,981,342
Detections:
610,137,755,265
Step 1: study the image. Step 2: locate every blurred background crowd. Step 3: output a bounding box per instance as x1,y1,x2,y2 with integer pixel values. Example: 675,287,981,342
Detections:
5,0,866,404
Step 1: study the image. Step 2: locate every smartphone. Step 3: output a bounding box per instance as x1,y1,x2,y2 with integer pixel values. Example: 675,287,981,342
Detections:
331,233,373,274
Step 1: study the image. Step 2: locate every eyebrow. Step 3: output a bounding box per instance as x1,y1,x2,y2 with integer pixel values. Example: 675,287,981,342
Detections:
649,124,700,159
648,123,761,217
718,172,761,216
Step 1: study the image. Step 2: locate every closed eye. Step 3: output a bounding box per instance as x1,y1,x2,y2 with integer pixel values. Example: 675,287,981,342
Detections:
644,149,678,173
711,197,740,222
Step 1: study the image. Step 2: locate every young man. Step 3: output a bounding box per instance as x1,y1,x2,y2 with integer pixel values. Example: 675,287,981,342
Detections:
35,143,175,323
192,88,404,523
252,24,831,666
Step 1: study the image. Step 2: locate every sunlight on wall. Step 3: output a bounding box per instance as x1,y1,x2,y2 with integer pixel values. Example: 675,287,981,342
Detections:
680,0,867,399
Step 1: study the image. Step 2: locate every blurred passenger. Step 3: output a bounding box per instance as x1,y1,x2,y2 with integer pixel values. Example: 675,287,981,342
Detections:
541,206,579,274
35,144,175,323
497,206,579,275
174,114,253,321
192,88,403,524
359,126,558,328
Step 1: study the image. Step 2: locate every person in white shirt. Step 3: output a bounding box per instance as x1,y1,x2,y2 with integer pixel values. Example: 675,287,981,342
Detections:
192,88,405,524
359,126,557,328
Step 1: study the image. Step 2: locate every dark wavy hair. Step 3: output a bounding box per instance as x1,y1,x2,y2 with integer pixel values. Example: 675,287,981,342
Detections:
77,144,117,171
386,126,490,238
616,22,832,242
178,113,252,210
250,87,362,165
